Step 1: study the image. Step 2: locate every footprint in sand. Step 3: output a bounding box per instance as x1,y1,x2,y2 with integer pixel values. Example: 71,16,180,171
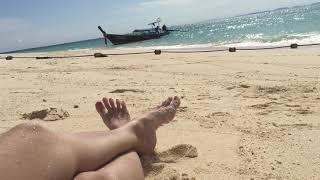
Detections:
142,144,198,164
143,144,198,180
198,112,231,129
145,164,196,180
144,163,180,180
22,108,69,121
156,144,198,163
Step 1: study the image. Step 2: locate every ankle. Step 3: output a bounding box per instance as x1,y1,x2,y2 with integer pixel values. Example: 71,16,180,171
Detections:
127,120,145,138
121,121,143,145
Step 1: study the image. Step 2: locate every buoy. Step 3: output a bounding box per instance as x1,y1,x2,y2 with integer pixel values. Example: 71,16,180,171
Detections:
94,53,108,58
290,43,298,49
154,50,161,55
6,56,13,60
229,47,236,52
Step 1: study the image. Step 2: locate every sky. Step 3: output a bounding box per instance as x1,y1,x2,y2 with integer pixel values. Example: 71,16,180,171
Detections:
0,0,319,52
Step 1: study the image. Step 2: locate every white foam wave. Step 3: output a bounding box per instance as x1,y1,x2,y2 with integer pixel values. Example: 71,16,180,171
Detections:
115,43,217,51
224,32,320,47
114,32,320,50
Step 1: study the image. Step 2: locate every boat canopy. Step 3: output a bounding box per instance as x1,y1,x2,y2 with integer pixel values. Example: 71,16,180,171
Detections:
132,29,158,35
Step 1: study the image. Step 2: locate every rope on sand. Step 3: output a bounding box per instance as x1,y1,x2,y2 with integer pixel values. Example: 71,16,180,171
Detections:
1,43,320,61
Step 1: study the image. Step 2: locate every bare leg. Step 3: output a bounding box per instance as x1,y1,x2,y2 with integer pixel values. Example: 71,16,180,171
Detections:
0,97,180,180
74,151,143,180
75,97,177,180
75,98,144,180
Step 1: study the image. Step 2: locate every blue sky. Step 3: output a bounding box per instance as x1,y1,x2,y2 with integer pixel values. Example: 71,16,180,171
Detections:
0,0,319,52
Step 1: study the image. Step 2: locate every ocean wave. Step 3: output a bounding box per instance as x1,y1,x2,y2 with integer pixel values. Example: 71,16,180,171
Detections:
224,32,320,47
115,43,217,50
115,32,320,50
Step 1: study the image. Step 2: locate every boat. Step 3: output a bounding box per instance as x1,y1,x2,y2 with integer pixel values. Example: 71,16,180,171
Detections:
98,18,170,46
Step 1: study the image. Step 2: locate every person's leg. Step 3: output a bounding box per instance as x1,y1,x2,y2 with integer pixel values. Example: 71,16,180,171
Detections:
75,98,145,180
0,96,180,180
75,151,143,180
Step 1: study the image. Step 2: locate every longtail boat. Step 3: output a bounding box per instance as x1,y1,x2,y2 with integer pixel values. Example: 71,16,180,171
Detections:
98,18,170,46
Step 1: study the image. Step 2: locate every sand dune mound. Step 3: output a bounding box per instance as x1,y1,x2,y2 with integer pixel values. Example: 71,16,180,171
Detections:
142,144,198,166
142,144,198,179
22,108,69,121
156,144,198,163
145,163,180,180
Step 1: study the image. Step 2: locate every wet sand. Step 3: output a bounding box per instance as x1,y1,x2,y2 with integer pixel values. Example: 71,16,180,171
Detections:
0,47,319,179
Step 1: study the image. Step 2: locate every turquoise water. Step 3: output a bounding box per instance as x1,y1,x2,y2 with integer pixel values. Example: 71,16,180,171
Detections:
9,2,320,53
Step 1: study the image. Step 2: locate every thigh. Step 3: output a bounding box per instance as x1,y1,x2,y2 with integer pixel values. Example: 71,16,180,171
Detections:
74,172,115,180
0,123,77,180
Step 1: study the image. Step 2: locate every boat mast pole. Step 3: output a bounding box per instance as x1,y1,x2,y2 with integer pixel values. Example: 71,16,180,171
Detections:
98,26,108,47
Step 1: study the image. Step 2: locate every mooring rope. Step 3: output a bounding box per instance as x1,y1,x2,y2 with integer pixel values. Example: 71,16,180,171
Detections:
1,43,319,61
162,49,228,54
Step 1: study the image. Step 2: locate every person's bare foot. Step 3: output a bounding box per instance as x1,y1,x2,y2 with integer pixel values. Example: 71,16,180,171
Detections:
127,96,181,155
97,96,181,155
95,98,130,130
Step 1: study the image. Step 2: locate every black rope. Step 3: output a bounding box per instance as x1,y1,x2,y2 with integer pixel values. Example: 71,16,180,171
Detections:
237,45,291,51
162,49,228,54
11,54,93,59
298,43,320,47
105,51,154,56
1,43,319,60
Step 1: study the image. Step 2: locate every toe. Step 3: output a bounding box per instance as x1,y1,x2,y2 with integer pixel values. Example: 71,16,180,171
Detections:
95,101,107,115
109,98,116,110
121,100,129,114
161,97,173,107
170,96,181,109
102,97,112,112
116,99,121,111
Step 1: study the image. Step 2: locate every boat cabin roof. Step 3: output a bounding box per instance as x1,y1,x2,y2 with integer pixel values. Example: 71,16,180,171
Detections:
131,28,158,35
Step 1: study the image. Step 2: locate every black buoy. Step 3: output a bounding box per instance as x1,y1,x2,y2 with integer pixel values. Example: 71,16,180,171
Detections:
6,56,13,60
154,50,161,55
94,53,108,58
290,43,298,49
229,47,236,52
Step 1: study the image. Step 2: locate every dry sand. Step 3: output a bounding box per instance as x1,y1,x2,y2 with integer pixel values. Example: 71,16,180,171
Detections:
0,47,319,179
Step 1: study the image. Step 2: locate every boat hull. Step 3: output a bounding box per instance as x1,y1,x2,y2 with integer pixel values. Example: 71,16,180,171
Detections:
106,32,169,45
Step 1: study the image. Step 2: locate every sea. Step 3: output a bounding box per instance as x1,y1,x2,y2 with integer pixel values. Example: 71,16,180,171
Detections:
7,2,320,53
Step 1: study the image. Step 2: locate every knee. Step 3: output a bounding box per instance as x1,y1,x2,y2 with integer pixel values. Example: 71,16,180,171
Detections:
74,172,116,180
12,123,50,136
14,123,46,131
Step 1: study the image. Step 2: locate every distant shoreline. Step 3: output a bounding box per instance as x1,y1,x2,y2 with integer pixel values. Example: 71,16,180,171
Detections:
2,2,319,54
0,38,103,54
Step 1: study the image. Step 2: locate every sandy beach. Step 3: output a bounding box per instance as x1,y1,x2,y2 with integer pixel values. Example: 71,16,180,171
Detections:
0,47,319,179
